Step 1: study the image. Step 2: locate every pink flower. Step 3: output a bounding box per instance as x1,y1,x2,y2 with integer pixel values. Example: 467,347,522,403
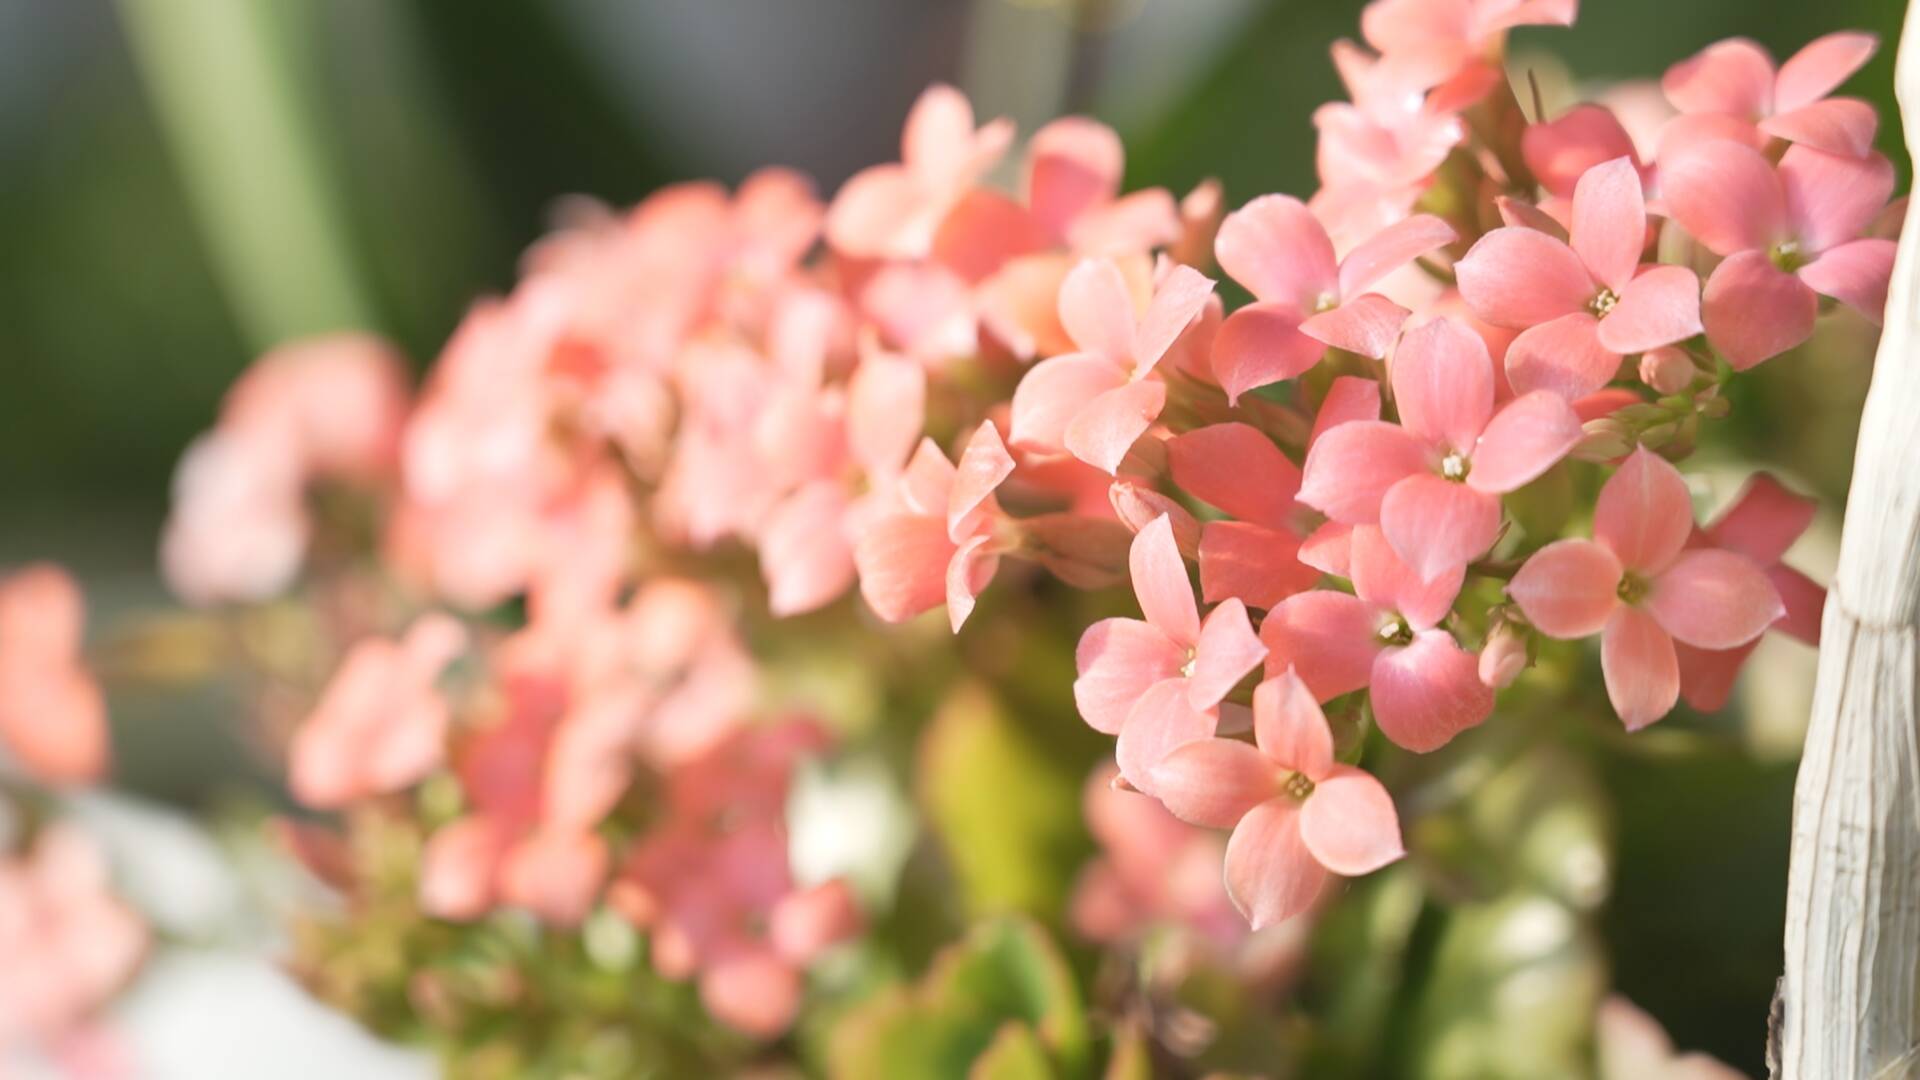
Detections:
0,827,147,1052
852,421,1015,631
1210,195,1455,401
1298,317,1585,582
1508,448,1785,728
1663,32,1880,158
1456,157,1702,399
1152,670,1404,929
220,333,412,482
826,84,1013,259
1674,474,1825,712
1661,140,1896,367
289,614,467,809
1360,0,1578,77
1072,516,1268,793
1523,104,1650,198
1260,525,1493,752
1008,258,1215,472
0,565,109,786
1167,423,1320,609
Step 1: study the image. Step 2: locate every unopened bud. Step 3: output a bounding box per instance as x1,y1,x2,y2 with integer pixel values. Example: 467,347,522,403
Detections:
1573,419,1632,462
1109,480,1201,558
1478,623,1529,690
1639,347,1695,395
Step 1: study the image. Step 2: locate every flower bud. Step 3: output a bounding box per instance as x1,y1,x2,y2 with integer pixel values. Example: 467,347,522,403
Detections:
1478,624,1529,690
1109,480,1201,558
1573,419,1633,462
1639,347,1695,395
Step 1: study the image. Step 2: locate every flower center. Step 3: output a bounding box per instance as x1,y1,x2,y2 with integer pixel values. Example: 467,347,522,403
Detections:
1771,239,1806,272
1179,649,1197,679
1314,291,1339,314
1616,572,1650,606
1283,772,1316,800
1589,288,1620,318
1440,451,1470,482
1377,615,1414,647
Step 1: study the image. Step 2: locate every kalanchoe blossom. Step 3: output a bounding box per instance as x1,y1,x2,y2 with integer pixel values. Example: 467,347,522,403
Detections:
1662,32,1880,158
1073,516,1267,793
1008,258,1215,472
1152,670,1405,929
0,564,109,786
1523,104,1651,199
289,614,468,810
1167,423,1320,609
0,826,147,1056
1260,525,1493,752
1359,0,1579,79
1674,474,1825,711
1211,195,1456,401
1299,317,1585,582
1661,140,1897,366
1069,764,1246,951
1457,157,1703,399
826,84,1013,260
1509,448,1785,728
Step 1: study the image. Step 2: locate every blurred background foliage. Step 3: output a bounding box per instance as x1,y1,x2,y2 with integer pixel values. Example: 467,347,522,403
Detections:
0,1,1905,1074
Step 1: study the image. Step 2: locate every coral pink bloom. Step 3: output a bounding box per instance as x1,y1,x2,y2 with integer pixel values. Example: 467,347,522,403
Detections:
1211,195,1455,401
1167,423,1320,609
1024,117,1181,256
1299,318,1584,582
1073,516,1267,793
1360,0,1577,77
1153,670,1404,929
1509,448,1785,729
160,427,310,607
1069,764,1245,950
1456,157,1702,399
221,333,411,482
1674,474,1825,711
289,614,467,809
1008,258,1214,472
1663,33,1880,158
0,826,147,1050
1661,140,1896,367
826,84,1013,259
852,421,1014,631
0,565,109,786
1523,104,1650,198
1261,526,1491,751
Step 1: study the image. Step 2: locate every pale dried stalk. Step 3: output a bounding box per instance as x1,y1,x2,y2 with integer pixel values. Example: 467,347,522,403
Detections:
1777,4,1920,1076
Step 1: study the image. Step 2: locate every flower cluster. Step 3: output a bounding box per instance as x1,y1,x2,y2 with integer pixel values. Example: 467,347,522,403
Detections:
129,0,1887,1057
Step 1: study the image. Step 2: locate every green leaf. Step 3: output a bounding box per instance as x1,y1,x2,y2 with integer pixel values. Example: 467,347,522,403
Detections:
970,1022,1055,1080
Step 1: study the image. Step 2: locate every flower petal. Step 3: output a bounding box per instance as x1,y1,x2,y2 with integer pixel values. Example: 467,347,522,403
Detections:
854,512,957,623
949,420,1015,540
1646,549,1786,649
1349,522,1464,630
1658,139,1788,257
1596,265,1702,356
1601,605,1680,730
1008,353,1128,453
1074,618,1187,734
1338,213,1457,297
1131,514,1201,645
1259,590,1382,701
1116,678,1218,796
1506,313,1616,400
1252,669,1334,779
1774,31,1878,113
1369,630,1494,752
1026,116,1123,239
1300,766,1405,875
1198,522,1319,610
1153,738,1282,829
1214,194,1338,306
1523,104,1640,198
1302,293,1409,360
1188,598,1268,710
1392,316,1495,451
1298,421,1428,524
1058,258,1139,362
1570,157,1646,294
1310,376,1382,446
1662,38,1775,118
945,535,1000,632
1701,252,1819,370
1761,98,1879,159
1224,798,1328,930
1134,264,1217,373
1064,380,1167,475
1510,539,1624,638
1595,447,1694,574
1380,474,1502,585
1210,301,1325,403
1779,146,1896,255
1456,227,1595,328
1707,473,1818,565
1168,422,1302,527
1468,391,1585,494
1798,238,1897,324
